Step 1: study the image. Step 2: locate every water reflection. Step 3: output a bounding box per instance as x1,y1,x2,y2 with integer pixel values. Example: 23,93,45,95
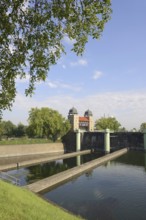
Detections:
76,155,81,166
26,160,69,184
5,152,103,185
113,150,146,168
42,151,146,220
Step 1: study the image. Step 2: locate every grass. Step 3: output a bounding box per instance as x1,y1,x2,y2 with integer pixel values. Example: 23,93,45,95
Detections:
0,138,55,145
0,180,82,220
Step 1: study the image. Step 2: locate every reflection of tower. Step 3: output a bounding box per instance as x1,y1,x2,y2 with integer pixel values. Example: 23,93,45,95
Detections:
68,107,79,131
76,155,81,166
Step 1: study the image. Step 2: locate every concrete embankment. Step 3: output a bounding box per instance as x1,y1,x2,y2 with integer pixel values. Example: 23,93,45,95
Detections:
26,148,128,193
0,143,64,158
0,150,91,171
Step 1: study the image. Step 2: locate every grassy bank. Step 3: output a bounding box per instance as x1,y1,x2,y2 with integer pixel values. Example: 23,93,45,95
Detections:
0,138,55,145
0,180,82,220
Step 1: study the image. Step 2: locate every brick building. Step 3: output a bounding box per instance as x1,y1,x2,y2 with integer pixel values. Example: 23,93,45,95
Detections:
68,107,94,131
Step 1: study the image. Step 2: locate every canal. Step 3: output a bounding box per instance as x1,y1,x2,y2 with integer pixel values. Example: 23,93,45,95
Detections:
41,151,146,220
5,152,104,185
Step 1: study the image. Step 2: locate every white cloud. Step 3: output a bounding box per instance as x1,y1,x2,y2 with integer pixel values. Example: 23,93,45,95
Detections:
63,35,76,45
47,82,58,88
3,90,146,130
70,59,88,67
47,80,82,92
60,83,82,92
93,70,103,80
78,59,88,66
16,74,30,83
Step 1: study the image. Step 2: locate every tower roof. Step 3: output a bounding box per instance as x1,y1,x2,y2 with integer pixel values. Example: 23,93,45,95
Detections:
68,107,78,115
84,109,93,117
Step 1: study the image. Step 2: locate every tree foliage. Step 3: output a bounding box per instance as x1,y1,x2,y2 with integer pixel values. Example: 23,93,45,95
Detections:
140,122,146,132
95,116,121,131
27,107,71,141
0,0,112,115
14,123,27,137
0,120,16,138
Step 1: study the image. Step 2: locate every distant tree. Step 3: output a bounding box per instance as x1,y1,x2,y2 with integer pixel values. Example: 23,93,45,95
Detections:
15,123,27,137
119,127,127,132
131,128,137,132
0,121,4,140
0,120,16,138
140,123,146,132
95,116,121,131
28,107,71,141
0,0,112,115
26,125,35,138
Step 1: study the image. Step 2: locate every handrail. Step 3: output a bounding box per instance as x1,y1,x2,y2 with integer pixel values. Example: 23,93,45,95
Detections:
0,171,20,185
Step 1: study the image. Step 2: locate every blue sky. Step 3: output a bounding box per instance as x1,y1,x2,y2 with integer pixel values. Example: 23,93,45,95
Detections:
3,0,146,130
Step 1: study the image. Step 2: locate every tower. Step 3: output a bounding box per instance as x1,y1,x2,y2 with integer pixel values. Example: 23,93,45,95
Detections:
68,107,79,131
68,108,94,131
84,109,94,131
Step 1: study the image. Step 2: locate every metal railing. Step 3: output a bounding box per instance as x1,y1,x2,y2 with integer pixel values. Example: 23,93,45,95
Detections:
0,171,20,186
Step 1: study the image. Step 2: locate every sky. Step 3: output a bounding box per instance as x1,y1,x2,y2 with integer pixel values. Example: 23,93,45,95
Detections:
3,0,146,130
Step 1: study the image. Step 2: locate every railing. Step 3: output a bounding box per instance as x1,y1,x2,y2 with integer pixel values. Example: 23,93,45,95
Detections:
0,171,20,186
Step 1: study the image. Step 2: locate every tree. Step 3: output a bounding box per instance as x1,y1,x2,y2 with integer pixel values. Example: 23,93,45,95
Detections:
0,120,16,138
140,123,146,132
119,127,127,132
0,121,4,140
14,123,27,137
0,0,112,115
95,116,121,131
28,107,71,141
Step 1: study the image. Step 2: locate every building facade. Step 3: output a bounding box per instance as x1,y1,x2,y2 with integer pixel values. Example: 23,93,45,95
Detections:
68,107,94,131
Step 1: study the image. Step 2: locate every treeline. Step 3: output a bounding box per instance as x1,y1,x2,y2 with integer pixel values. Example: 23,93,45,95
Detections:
95,117,146,132
0,107,71,142
0,121,27,139
1,107,146,141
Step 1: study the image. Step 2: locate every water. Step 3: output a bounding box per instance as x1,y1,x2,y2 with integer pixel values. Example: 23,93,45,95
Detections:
5,152,103,185
42,151,146,220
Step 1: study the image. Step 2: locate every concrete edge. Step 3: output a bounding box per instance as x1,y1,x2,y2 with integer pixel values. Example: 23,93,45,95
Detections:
25,148,128,193
0,150,64,158
0,150,91,171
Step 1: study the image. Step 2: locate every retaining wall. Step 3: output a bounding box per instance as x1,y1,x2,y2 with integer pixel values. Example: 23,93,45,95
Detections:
0,143,64,157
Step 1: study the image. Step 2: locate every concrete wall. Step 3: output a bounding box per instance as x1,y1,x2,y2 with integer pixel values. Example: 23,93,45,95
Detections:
110,132,143,149
81,132,104,150
0,143,64,157
62,131,144,152
62,132,76,152
1,131,144,157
